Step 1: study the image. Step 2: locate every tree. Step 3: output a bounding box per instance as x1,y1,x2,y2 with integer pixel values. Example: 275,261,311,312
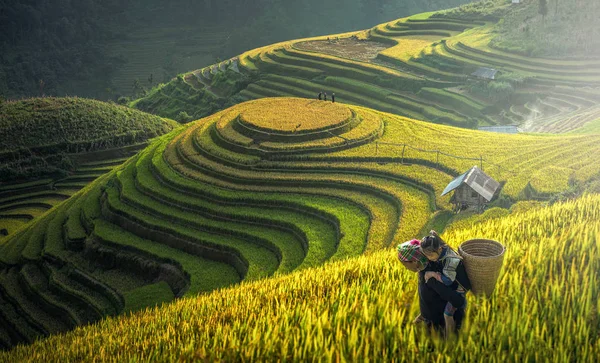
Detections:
132,79,143,97
177,111,192,123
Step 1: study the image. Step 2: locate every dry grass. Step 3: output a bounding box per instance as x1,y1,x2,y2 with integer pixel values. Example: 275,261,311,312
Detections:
238,97,352,133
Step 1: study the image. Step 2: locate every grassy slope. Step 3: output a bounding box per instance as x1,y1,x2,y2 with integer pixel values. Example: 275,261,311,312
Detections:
2,0,600,354
490,0,600,57
0,97,178,238
0,97,178,154
0,97,178,181
130,0,600,134
3,193,599,360
1,98,600,321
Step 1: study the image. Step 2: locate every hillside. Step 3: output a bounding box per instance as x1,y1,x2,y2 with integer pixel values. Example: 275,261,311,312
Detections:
2,191,599,360
0,97,178,181
0,97,178,239
490,0,600,57
1,97,600,349
0,0,472,100
131,0,600,132
0,148,149,240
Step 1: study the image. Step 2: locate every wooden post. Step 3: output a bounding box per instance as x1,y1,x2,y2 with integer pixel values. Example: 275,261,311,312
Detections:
375,141,378,155
480,155,483,170
401,144,406,164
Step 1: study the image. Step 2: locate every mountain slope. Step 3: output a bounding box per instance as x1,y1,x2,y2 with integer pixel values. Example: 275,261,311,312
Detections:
2,97,600,349
2,192,599,360
0,97,178,238
0,0,473,100
131,1,600,133
0,97,178,182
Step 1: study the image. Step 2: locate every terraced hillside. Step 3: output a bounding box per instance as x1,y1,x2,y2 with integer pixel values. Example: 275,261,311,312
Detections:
2,98,600,349
132,3,600,134
108,26,230,96
0,146,145,239
0,97,179,238
2,191,600,360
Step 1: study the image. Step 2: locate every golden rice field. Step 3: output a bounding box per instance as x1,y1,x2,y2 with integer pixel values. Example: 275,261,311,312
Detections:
3,193,599,361
306,104,600,199
379,36,442,62
238,98,352,132
2,97,600,353
4,0,600,358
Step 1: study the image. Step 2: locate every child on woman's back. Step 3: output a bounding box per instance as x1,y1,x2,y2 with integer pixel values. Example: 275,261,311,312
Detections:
420,230,471,337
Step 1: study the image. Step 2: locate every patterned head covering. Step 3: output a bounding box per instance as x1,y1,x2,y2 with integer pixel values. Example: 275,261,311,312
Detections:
397,239,429,267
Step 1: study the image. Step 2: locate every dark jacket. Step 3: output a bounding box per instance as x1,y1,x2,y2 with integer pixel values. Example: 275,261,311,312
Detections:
418,261,467,330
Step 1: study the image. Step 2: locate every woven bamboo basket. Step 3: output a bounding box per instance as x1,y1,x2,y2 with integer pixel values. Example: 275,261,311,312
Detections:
458,239,506,297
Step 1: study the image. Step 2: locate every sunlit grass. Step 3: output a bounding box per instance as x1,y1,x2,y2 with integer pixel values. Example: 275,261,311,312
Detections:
238,98,352,133
380,37,441,62
4,194,600,361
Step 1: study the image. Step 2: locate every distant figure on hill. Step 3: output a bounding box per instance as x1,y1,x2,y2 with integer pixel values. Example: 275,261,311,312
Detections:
324,92,327,101
332,93,335,103
318,92,322,100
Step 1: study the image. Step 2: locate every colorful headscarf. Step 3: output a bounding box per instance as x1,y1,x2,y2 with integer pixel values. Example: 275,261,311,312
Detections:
397,239,429,267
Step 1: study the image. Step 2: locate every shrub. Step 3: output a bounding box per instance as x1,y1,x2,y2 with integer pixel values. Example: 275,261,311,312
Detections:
117,96,131,105
467,80,515,104
487,81,514,103
177,111,192,123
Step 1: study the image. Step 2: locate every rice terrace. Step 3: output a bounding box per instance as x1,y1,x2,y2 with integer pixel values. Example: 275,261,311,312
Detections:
1,0,600,361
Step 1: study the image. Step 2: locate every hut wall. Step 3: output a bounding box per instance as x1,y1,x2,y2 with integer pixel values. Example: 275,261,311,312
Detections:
454,184,482,206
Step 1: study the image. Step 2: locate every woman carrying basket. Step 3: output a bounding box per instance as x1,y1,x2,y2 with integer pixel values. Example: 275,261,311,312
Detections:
420,231,471,337
396,237,467,336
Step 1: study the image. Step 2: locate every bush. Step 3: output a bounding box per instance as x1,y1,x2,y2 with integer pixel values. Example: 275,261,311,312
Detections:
487,81,514,103
467,80,514,104
117,96,131,105
177,111,192,123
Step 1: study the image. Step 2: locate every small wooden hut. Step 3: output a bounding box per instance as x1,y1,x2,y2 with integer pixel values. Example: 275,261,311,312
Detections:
471,67,499,81
441,166,500,212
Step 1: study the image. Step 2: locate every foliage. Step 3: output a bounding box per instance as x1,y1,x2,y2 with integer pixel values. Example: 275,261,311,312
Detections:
176,111,193,123
117,96,131,105
444,206,509,234
530,166,572,195
509,200,545,214
431,0,512,20
0,0,125,99
491,0,600,57
467,80,514,104
0,0,474,100
495,72,528,87
3,194,600,360
538,0,548,19
0,97,178,182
